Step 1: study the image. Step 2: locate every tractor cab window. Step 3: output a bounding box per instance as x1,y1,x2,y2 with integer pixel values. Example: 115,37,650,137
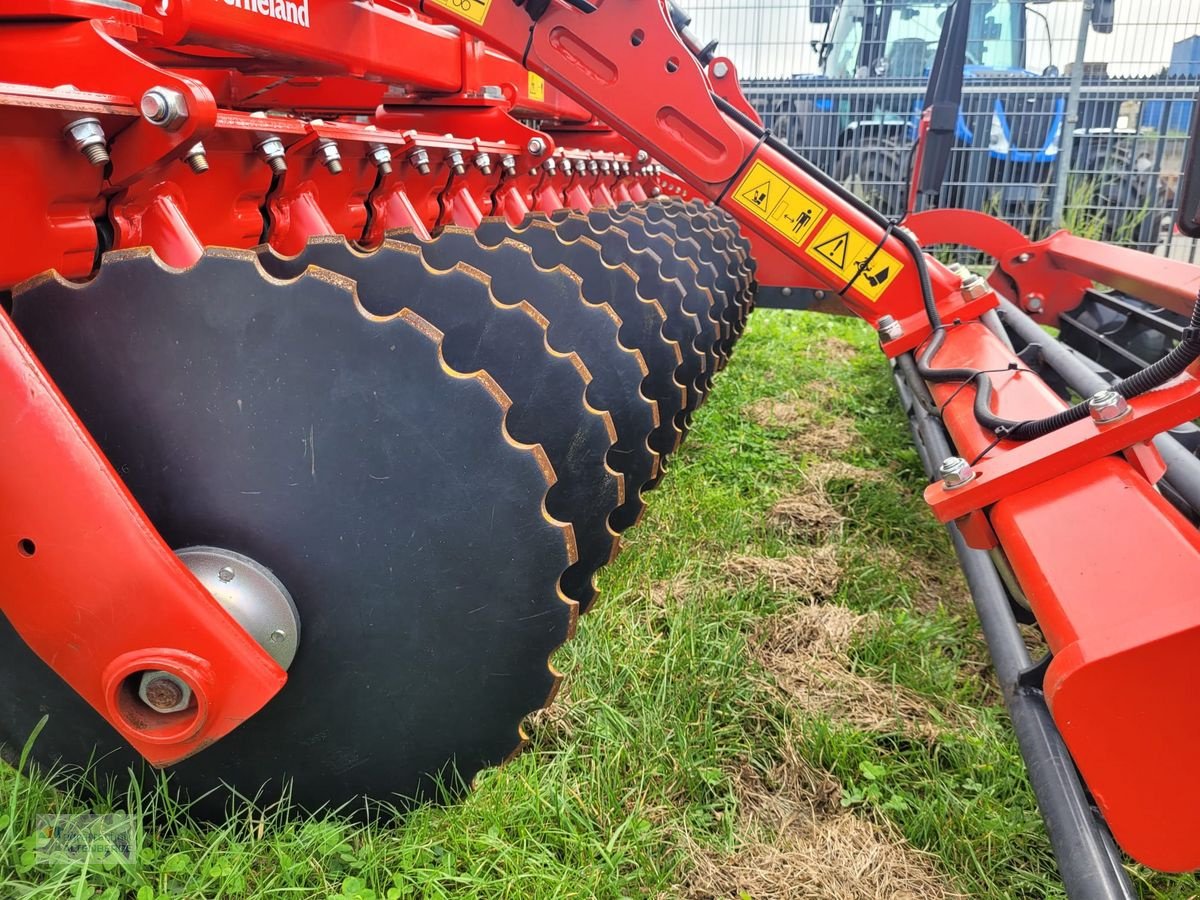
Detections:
825,0,866,77
824,0,1025,79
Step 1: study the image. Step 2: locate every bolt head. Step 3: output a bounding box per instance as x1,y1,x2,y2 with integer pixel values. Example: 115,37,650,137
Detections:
939,456,975,489
139,87,187,129
636,150,649,163
1016,252,1032,264
877,314,903,342
1025,293,1045,312
140,91,168,122
712,60,730,79
960,274,991,301
137,671,192,714
1088,389,1131,424
500,154,517,176
527,137,546,156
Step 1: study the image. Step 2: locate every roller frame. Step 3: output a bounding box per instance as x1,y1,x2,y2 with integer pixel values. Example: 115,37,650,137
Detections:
3,0,1200,883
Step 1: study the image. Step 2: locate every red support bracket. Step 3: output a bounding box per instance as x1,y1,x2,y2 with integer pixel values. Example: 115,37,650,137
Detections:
924,373,1200,523
0,310,286,766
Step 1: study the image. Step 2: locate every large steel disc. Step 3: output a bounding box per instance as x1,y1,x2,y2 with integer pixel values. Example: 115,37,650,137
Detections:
551,211,718,395
585,209,728,370
633,204,746,348
387,226,658,539
543,213,711,442
0,249,576,813
256,238,620,613
473,218,689,463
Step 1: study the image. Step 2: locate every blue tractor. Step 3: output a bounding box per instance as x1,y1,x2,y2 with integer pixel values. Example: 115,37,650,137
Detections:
744,0,1158,243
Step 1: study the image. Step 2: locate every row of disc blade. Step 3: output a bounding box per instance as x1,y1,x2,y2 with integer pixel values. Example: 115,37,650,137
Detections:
0,197,756,815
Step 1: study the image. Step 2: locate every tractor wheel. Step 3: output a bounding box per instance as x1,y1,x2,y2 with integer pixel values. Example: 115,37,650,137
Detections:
833,134,909,219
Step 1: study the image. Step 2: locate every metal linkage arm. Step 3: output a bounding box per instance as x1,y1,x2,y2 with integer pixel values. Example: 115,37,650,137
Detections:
408,0,972,348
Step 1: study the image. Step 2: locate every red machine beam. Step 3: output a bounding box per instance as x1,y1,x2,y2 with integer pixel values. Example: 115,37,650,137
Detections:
0,306,286,766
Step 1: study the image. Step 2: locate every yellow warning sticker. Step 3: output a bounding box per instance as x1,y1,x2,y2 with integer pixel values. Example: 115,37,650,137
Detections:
804,213,904,302
730,159,826,246
425,0,492,26
527,72,546,102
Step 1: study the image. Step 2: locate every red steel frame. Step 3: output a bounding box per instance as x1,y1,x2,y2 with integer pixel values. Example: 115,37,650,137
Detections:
2,0,1200,871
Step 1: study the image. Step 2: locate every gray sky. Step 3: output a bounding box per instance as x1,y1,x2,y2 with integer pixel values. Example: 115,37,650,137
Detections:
686,0,1200,78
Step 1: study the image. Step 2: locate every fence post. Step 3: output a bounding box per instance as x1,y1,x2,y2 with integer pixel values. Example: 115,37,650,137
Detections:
1049,0,1093,229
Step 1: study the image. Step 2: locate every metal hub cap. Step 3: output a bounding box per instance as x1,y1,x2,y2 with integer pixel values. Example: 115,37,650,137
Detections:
176,546,301,669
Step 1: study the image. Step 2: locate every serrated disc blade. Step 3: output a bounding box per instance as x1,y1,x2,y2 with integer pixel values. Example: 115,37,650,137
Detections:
0,248,575,812
471,217,688,463
639,201,750,343
386,226,658,541
540,213,710,431
573,210,723,385
608,207,737,361
257,238,619,613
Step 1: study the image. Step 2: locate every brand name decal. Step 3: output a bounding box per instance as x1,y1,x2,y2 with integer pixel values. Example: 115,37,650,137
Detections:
221,0,310,28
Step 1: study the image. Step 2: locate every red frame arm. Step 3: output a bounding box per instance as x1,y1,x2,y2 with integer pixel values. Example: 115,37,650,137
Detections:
0,308,286,766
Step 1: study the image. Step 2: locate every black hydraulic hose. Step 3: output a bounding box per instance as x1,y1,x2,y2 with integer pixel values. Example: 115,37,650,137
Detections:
963,296,1200,441
713,92,1200,441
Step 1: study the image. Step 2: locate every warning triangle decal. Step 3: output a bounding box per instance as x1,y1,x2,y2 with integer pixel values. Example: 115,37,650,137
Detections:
740,180,772,212
813,232,849,269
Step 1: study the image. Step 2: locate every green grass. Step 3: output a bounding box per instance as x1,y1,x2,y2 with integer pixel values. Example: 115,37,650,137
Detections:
3,310,1198,898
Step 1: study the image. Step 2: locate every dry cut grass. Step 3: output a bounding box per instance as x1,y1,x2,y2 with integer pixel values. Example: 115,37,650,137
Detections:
752,606,945,743
679,742,963,900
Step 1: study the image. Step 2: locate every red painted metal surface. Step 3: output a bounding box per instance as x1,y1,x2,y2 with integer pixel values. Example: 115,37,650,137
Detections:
992,458,1200,872
923,374,1200,522
5,0,1200,871
0,306,286,766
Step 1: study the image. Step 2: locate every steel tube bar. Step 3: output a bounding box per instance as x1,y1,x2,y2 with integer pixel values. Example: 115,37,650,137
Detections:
893,353,1136,900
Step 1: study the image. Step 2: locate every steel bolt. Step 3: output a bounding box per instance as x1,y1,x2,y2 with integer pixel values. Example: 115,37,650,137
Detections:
183,142,209,174
446,149,466,176
500,154,517,177
712,60,730,79
1088,389,1131,424
636,149,649,163
561,158,574,175
139,86,188,130
315,138,342,175
939,456,975,490
409,147,432,176
256,135,287,174
474,151,492,175
960,273,991,301
527,137,547,156
367,143,393,175
137,671,192,714
599,159,612,174
877,314,904,343
543,157,557,175
1016,252,1032,264
63,117,109,166
587,159,599,175
1025,293,1045,313
649,185,662,197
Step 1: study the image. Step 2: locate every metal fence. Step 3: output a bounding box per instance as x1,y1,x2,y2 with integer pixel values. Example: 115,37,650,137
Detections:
683,0,1200,261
